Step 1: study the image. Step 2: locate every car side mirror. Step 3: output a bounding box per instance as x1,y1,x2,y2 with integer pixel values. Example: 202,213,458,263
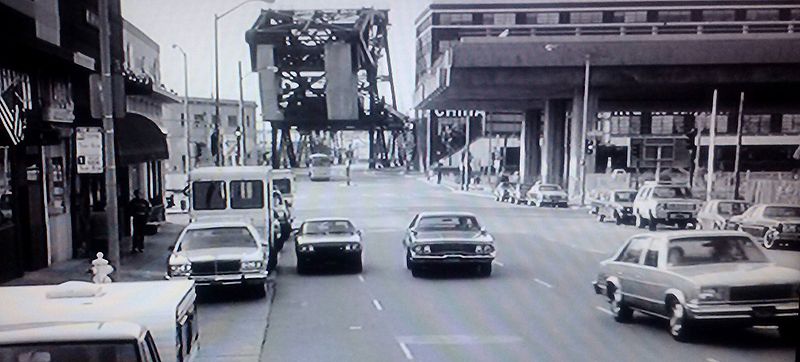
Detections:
356,229,362,236
167,245,175,252
480,226,487,235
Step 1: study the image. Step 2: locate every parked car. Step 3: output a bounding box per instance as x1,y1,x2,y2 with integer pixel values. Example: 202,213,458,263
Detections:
508,183,531,205
595,189,638,225
166,221,269,296
294,218,363,274
726,204,800,249
403,212,495,277
272,190,293,251
493,182,514,202
695,199,750,231
632,182,701,231
592,231,800,342
526,183,568,207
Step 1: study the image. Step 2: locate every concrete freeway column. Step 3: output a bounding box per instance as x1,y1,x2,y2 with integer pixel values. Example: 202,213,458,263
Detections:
568,88,599,203
519,109,542,185
542,99,567,186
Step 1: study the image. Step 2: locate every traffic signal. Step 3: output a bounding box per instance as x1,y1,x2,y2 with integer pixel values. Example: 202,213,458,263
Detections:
630,143,641,160
585,139,595,155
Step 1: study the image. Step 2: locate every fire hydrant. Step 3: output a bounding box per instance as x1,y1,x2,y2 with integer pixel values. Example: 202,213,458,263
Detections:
91,252,114,284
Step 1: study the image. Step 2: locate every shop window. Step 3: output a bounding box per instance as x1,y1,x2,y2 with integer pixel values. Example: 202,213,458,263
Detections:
658,10,692,22
703,10,736,22
484,13,516,25
612,11,648,23
227,115,238,128
746,9,780,21
782,114,800,134
651,114,674,135
570,11,603,24
742,114,771,135
439,13,473,25
695,113,729,134
790,9,800,20
527,12,560,25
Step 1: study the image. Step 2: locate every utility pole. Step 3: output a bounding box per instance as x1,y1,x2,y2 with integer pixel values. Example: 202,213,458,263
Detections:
706,89,719,202
213,16,222,166
464,115,471,191
172,44,190,173
579,54,591,206
98,0,120,268
733,92,745,199
238,61,246,166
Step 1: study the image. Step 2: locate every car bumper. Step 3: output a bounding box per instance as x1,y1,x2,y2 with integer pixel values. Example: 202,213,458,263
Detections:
166,271,268,286
769,232,800,244
593,281,605,295
686,301,799,324
653,213,696,224
297,250,361,261
410,254,494,265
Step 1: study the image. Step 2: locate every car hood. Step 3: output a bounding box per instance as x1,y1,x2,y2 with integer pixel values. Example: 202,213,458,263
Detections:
173,247,260,261
531,190,567,197
656,198,701,204
671,263,800,286
413,231,491,243
298,233,360,244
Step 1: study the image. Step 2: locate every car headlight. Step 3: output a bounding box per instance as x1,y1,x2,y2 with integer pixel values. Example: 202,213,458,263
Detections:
169,263,191,276
698,287,728,302
299,244,315,252
475,245,495,254
422,245,431,254
241,260,264,271
344,243,361,251
656,204,665,211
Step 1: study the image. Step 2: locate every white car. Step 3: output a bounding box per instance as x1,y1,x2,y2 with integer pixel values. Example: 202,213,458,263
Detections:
166,221,269,296
632,182,702,231
526,183,568,207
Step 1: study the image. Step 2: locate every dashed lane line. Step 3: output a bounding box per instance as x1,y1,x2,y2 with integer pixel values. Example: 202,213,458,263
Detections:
398,341,414,360
492,260,504,267
372,299,384,311
358,275,365,283
595,306,613,316
533,278,554,289
706,358,720,362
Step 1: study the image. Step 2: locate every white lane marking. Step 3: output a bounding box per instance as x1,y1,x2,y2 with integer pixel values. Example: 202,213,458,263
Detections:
492,260,504,267
533,278,553,289
349,326,363,330
752,325,778,330
372,299,384,311
595,306,613,316
398,335,523,345
706,358,720,362
358,275,365,283
398,341,414,360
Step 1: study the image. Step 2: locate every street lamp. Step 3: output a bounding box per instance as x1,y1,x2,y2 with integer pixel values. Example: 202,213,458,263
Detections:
172,44,191,173
214,0,275,166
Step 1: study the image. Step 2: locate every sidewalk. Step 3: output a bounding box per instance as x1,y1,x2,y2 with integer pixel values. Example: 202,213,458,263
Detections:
419,173,495,199
2,217,187,286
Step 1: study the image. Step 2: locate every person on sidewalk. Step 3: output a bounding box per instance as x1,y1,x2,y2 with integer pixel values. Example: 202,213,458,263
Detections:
127,190,151,254
436,161,443,184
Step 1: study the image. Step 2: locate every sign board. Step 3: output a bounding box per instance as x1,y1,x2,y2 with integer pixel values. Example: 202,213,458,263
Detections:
76,127,104,174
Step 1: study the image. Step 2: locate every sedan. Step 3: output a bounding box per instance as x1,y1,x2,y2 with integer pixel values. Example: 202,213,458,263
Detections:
727,204,800,249
166,221,269,297
294,218,363,274
493,182,514,202
695,199,749,230
593,231,800,342
595,189,637,225
404,212,495,277
526,183,568,207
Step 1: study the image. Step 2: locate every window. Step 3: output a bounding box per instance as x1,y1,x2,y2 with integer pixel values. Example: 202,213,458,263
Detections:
228,115,238,128
484,13,516,25
643,248,659,267
612,11,648,23
703,10,736,22
764,206,800,218
618,237,650,263
194,114,204,121
302,220,355,234
527,12,560,25
782,114,800,134
651,114,674,135
192,181,226,210
439,13,473,25
658,10,691,22
717,202,749,216
179,227,257,250
273,178,291,194
695,113,729,134
416,215,481,231
791,9,800,20
746,9,780,21
614,191,636,202
743,114,771,135
230,180,264,209
666,236,767,266
570,11,603,24
652,186,692,199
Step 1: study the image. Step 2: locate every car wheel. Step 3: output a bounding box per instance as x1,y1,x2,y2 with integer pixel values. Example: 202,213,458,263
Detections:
763,230,778,249
590,207,598,215
778,322,799,342
352,257,363,274
608,284,633,323
267,245,278,272
647,214,658,231
410,266,421,278
614,211,623,226
668,299,693,342
250,282,266,298
636,214,647,229
406,250,413,270
597,213,605,222
296,257,307,275
477,263,492,277
677,222,688,230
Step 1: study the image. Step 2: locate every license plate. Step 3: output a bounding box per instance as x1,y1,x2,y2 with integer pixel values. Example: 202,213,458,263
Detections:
752,307,776,318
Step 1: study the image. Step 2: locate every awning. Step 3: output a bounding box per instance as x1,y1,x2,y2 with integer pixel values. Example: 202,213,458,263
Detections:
114,113,168,165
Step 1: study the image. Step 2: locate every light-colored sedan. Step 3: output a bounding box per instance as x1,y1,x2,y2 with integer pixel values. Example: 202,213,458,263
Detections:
727,204,800,249
526,183,568,207
593,231,800,342
695,199,749,230
166,221,269,296
404,212,495,277
294,218,363,274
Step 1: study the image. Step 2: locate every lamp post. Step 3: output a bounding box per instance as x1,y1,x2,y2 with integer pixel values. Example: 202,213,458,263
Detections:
214,0,274,166
579,54,591,206
172,44,191,173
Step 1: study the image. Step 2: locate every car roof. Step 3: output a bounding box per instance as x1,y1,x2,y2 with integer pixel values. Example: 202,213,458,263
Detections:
655,230,752,240
303,217,353,223
416,211,478,218
184,220,254,230
0,321,144,345
753,203,800,208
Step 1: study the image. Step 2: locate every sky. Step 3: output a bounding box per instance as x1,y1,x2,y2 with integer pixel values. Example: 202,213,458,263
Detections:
121,0,429,118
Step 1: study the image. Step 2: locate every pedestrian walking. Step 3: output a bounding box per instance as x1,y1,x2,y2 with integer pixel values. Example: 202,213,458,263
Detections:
127,190,150,253
436,161,443,184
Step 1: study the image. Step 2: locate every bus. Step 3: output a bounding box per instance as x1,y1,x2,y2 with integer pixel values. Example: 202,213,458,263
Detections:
308,153,332,181
188,166,278,271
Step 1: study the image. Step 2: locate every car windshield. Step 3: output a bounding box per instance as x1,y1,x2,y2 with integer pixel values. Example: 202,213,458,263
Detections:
651,186,692,199
539,185,561,192
179,227,257,251
614,191,636,202
717,202,749,216
416,216,481,231
763,206,800,218
666,236,768,267
303,220,355,235
310,156,331,167
273,179,291,194
0,342,139,362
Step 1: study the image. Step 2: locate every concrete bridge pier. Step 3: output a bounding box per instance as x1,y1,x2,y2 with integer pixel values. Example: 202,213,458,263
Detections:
568,88,599,203
519,109,541,185
542,99,568,187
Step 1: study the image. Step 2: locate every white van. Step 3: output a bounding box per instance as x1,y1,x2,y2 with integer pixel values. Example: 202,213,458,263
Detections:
0,280,198,362
308,153,332,181
271,169,295,208
189,166,278,270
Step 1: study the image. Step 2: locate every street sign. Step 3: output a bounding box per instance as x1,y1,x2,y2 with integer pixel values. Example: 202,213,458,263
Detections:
76,127,104,174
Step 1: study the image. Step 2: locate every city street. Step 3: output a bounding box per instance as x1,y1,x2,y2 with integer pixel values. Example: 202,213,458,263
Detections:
258,169,799,362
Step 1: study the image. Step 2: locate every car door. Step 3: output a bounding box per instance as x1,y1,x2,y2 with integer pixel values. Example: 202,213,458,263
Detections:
738,206,766,236
403,215,419,247
636,237,670,315
610,236,652,308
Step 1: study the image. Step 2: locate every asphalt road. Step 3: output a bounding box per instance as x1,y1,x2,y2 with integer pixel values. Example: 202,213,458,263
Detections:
256,168,798,362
